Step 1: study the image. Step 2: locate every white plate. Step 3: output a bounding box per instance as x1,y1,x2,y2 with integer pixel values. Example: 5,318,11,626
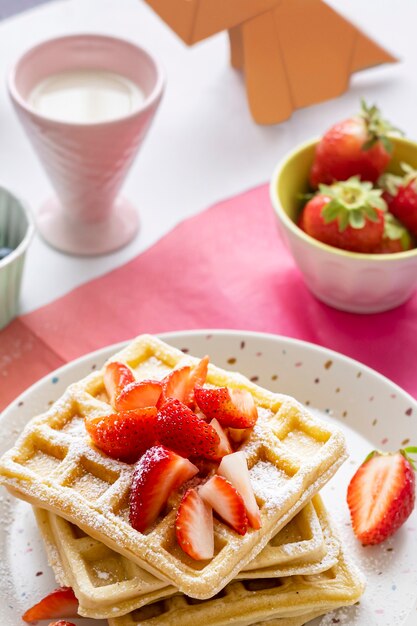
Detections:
0,330,416,626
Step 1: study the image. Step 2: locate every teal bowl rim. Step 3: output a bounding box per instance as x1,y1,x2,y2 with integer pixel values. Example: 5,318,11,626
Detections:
0,185,35,269
270,136,417,262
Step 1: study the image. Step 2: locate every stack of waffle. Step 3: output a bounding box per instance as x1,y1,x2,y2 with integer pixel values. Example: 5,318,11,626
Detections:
0,335,365,626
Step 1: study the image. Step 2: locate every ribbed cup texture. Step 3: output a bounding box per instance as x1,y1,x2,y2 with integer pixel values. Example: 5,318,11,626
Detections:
0,188,32,329
15,106,158,224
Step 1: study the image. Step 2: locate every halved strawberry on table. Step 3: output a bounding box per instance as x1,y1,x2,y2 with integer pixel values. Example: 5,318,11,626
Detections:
22,587,78,623
347,447,416,545
129,445,198,533
379,162,417,238
301,177,387,253
194,386,258,428
199,474,248,535
310,100,401,187
103,361,135,407
85,407,157,463
156,398,220,459
176,488,214,560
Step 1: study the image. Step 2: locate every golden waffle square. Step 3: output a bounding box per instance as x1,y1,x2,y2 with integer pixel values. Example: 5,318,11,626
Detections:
34,495,340,619
108,547,365,626
0,334,347,598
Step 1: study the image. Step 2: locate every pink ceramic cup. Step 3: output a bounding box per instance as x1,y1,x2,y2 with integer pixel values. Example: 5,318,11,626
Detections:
8,34,164,255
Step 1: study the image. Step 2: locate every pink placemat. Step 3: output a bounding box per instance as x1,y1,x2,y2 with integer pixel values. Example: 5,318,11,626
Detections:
1,183,417,411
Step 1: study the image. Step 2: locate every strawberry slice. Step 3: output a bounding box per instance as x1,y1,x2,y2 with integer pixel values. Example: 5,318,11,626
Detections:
162,366,192,403
228,427,251,444
218,451,262,529
115,380,163,411
194,386,258,428
199,475,248,535
85,407,157,463
161,356,209,406
156,399,220,459
104,361,135,407
48,622,76,626
176,488,214,560
129,445,198,533
347,448,416,545
22,587,78,622
210,418,232,459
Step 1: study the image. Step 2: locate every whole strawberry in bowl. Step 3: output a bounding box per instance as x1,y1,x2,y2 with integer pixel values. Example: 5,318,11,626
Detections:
301,177,387,253
270,106,417,313
310,100,401,188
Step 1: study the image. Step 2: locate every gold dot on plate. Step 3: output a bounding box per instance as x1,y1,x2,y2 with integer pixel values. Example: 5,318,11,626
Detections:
335,387,340,393
372,419,377,426
356,372,362,378
227,357,236,365
324,360,333,370
402,438,410,446
250,376,259,382
271,374,278,381
342,410,348,418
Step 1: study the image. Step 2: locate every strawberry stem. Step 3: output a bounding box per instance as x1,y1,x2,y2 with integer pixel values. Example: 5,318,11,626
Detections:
359,99,403,153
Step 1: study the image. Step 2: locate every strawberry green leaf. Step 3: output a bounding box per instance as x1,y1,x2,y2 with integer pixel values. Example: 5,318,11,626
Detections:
359,99,403,154
363,205,379,221
349,210,366,229
384,213,412,249
321,200,342,223
401,447,417,470
370,195,388,212
318,177,386,233
339,211,349,232
362,450,381,464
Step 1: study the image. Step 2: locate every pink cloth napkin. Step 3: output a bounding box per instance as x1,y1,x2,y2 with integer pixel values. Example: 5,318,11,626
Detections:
1,183,417,411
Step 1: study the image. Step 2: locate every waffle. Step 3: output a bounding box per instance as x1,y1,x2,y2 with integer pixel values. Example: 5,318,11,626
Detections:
108,546,365,626
0,334,347,598
35,495,340,619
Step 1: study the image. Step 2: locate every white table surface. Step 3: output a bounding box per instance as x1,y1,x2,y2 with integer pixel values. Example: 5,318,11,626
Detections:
0,0,415,314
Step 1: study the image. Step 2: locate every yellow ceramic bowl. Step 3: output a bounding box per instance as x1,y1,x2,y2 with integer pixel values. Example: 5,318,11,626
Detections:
270,136,417,313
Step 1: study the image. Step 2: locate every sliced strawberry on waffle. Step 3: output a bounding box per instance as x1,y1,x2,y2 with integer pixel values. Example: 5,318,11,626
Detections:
209,418,232,458
199,474,248,535
195,386,258,428
115,380,163,411
219,451,261,529
161,356,209,406
176,488,214,560
129,445,198,532
104,361,135,407
85,407,157,463
22,587,78,622
156,398,220,459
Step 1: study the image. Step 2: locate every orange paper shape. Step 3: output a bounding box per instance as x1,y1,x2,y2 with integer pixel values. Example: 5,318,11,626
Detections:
144,0,397,124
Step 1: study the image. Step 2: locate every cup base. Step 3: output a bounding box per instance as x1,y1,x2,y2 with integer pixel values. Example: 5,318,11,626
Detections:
37,196,140,256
